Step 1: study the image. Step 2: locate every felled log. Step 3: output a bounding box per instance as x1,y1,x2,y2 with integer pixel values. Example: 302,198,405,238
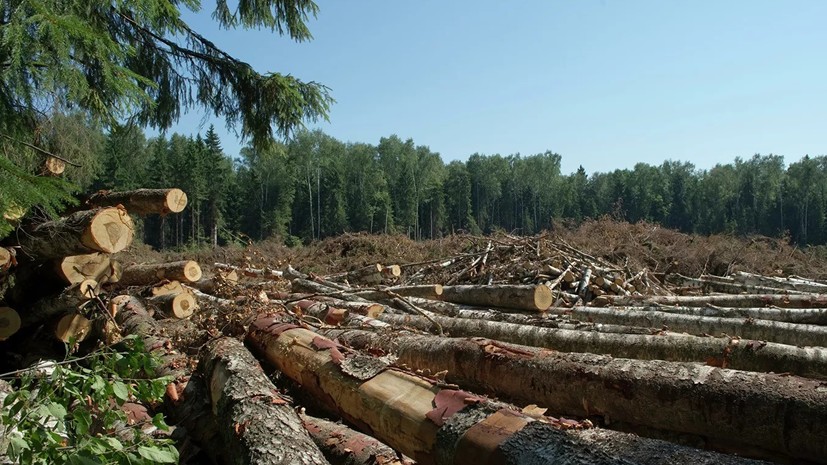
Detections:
52,312,92,343
13,207,134,260
378,314,827,379
289,299,350,325
150,280,185,297
354,284,443,301
0,247,12,271
149,291,197,319
648,305,827,326
567,307,827,347
300,413,411,465
665,273,815,296
286,266,352,291
191,270,238,294
732,271,827,294
439,284,553,312
40,155,66,176
594,293,827,308
119,260,203,286
247,313,762,465
22,279,98,329
327,329,827,463
56,253,122,284
0,306,21,340
199,337,330,465
85,188,188,215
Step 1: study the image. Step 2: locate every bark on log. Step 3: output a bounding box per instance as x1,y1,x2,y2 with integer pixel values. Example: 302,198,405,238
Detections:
732,271,827,294
440,284,553,312
377,314,827,380
567,307,827,347
14,207,134,260
22,279,98,329
354,284,443,301
647,304,827,326
594,293,827,309
247,313,761,465
300,413,411,465
199,337,330,465
665,273,815,296
149,291,197,319
0,306,21,340
86,188,188,215
120,260,203,286
56,253,120,284
286,266,353,291
327,329,827,463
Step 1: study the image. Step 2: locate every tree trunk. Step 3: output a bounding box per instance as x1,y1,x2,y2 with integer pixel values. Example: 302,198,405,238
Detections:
85,188,188,215
354,285,443,301
566,307,827,347
326,329,827,463
665,273,816,295
215,263,282,279
40,155,66,176
14,207,134,260
246,313,761,465
594,293,827,308
440,284,553,312
119,260,203,286
647,304,827,325
376,314,827,380
731,271,827,294
199,337,331,465
300,413,411,465
22,279,98,329
150,280,185,297
0,306,21,340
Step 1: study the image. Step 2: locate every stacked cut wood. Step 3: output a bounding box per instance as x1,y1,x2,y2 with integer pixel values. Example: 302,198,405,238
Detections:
0,188,200,343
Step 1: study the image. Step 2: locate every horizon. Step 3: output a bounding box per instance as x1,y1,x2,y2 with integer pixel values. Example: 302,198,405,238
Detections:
161,1,827,175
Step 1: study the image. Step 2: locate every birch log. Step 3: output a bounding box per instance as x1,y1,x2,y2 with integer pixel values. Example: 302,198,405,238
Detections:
567,307,827,347
646,305,827,326
594,293,827,308
377,314,827,379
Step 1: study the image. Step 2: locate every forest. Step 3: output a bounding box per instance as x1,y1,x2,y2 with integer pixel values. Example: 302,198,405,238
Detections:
18,112,825,250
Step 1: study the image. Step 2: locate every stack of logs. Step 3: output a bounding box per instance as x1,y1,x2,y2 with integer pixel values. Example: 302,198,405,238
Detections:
0,188,199,346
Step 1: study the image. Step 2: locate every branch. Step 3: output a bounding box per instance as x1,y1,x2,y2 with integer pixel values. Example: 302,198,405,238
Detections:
0,133,82,167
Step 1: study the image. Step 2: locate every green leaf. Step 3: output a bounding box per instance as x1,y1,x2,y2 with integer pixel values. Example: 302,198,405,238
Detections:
112,381,129,402
137,445,178,463
104,436,124,451
8,436,29,456
151,413,170,432
90,375,106,392
73,407,92,435
47,401,67,419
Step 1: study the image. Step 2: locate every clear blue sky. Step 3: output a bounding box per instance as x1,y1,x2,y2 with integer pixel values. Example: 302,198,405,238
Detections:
170,0,827,174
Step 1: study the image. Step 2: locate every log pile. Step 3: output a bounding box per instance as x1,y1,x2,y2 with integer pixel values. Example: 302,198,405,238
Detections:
0,188,196,344
6,230,827,464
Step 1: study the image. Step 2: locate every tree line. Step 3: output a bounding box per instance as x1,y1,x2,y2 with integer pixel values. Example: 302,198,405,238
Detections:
68,121,826,248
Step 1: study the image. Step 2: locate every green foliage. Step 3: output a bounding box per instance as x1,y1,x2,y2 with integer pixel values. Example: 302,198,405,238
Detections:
0,336,176,464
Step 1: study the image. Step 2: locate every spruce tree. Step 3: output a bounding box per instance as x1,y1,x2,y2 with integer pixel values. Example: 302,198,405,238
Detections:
0,0,332,238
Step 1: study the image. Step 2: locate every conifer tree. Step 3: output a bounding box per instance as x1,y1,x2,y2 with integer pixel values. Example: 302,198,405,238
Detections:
0,0,332,238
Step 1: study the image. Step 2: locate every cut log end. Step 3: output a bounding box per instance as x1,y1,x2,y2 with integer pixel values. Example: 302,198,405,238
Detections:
383,265,402,277
40,156,66,176
164,188,188,213
54,313,92,343
78,279,99,300
0,307,21,340
181,260,203,282
57,253,111,284
154,292,197,319
151,280,185,297
0,247,11,269
534,284,553,310
81,207,135,253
